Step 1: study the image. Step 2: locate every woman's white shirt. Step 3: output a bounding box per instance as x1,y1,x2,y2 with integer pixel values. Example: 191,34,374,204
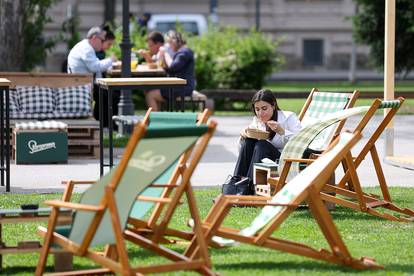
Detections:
247,110,302,150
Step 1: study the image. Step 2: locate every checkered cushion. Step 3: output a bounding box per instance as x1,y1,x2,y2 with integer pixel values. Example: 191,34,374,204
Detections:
17,86,54,114
302,92,350,124
301,92,351,150
279,106,370,182
55,84,92,116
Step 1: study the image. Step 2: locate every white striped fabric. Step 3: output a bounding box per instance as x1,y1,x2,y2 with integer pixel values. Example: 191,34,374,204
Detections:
15,120,68,131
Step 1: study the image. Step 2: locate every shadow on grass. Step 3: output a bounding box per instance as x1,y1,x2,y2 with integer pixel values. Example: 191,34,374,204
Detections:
211,247,414,274
292,205,405,222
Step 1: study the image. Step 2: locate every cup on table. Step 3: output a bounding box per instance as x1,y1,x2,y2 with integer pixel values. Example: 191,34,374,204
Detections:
131,60,138,69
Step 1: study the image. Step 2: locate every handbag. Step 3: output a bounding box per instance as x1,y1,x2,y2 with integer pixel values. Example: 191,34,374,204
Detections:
222,175,254,195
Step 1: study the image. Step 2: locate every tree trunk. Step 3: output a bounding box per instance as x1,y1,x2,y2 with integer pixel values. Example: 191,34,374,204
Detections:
0,0,24,71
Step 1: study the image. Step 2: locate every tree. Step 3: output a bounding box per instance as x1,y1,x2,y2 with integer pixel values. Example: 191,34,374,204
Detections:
0,1,24,71
0,0,57,71
352,0,414,76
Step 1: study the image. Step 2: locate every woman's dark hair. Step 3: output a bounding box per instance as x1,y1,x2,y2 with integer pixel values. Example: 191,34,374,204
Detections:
102,25,115,40
251,89,280,139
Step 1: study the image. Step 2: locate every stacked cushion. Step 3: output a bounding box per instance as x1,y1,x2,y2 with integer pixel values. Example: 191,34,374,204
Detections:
9,84,92,119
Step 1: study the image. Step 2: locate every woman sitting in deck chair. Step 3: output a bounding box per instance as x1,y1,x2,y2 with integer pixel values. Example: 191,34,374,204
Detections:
223,89,302,195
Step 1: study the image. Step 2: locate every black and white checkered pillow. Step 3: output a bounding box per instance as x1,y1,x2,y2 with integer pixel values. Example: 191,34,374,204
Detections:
55,84,92,113
17,86,54,114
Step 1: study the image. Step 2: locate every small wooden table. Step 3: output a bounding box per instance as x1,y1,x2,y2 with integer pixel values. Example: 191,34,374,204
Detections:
0,79,10,192
96,77,187,176
106,64,166,77
0,207,72,271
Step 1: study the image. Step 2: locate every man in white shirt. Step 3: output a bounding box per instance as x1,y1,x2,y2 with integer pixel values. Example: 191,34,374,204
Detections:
67,26,116,78
68,26,118,127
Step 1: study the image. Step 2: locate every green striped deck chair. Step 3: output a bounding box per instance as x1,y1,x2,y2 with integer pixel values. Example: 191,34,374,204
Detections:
36,120,216,275
130,109,209,219
321,97,414,222
299,88,359,151
186,132,382,270
127,109,211,243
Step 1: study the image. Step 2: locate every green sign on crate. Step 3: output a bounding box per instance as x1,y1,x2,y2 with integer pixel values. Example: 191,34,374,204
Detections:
15,132,68,164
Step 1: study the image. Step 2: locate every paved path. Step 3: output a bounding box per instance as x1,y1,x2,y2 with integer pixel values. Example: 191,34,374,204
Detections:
2,114,414,193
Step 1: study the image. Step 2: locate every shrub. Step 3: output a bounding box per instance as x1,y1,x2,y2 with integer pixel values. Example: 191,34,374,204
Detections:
189,26,282,90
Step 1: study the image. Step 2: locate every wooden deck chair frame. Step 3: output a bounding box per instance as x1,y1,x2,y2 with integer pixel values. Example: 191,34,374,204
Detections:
185,132,382,270
35,114,217,276
271,98,414,222
126,108,211,244
320,97,414,222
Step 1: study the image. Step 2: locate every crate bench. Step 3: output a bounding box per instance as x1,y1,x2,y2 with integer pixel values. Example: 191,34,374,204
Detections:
0,72,99,159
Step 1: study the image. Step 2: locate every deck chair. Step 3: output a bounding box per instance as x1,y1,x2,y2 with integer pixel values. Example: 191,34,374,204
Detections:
185,131,382,270
255,89,358,196
35,119,217,275
320,97,414,222
269,98,414,221
256,105,369,196
127,109,211,243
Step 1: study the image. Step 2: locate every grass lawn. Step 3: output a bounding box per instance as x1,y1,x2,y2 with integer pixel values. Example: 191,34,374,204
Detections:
0,187,413,275
264,80,414,92
213,98,414,116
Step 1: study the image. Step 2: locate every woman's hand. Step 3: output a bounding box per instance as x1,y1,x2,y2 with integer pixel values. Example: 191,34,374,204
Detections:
266,120,285,135
240,128,248,139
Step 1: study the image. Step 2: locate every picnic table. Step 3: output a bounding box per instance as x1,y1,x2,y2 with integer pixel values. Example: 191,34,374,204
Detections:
96,77,187,176
106,64,166,77
0,207,72,271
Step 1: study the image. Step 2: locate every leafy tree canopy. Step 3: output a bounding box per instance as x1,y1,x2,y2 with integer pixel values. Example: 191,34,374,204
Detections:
352,0,414,76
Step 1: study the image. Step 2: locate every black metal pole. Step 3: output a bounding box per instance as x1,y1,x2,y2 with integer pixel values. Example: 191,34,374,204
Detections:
255,0,260,31
104,0,115,24
119,0,134,134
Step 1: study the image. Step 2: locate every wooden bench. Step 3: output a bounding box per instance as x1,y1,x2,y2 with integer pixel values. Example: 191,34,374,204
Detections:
0,72,99,159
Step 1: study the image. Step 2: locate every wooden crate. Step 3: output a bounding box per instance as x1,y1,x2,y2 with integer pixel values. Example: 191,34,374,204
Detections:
10,119,99,159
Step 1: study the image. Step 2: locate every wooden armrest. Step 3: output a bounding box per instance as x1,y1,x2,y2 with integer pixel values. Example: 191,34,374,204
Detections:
231,200,297,208
283,157,314,164
223,195,272,201
136,196,173,204
148,184,179,188
61,180,96,185
267,177,279,186
44,200,104,212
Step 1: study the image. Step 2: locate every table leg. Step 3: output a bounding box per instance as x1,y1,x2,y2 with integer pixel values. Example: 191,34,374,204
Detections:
168,88,172,111
0,88,4,188
99,86,104,176
180,94,185,112
108,88,113,169
54,252,73,272
5,88,9,192
0,222,3,268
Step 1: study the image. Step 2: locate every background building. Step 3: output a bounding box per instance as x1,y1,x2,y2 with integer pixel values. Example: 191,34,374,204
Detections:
44,0,376,80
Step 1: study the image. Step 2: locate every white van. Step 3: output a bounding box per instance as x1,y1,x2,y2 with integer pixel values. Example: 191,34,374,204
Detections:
147,14,208,36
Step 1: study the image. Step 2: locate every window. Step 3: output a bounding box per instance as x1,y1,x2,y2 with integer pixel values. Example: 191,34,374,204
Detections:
303,39,324,66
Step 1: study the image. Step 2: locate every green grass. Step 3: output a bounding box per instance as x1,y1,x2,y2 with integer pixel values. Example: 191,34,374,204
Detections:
214,98,414,115
0,187,413,275
264,80,414,92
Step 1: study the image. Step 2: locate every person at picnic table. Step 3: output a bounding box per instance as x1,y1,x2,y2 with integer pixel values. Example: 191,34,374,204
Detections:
137,31,174,65
145,30,195,111
94,25,120,126
225,89,302,195
67,26,119,127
